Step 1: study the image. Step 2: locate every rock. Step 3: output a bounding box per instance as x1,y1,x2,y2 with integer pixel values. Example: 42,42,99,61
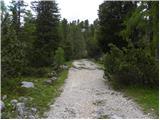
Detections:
45,79,53,84
2,95,7,100
16,102,25,117
60,65,68,70
31,107,37,113
50,77,57,81
21,81,34,88
45,77,57,84
0,100,5,110
52,71,57,76
48,71,57,78
10,99,18,108
28,115,35,119
18,97,28,103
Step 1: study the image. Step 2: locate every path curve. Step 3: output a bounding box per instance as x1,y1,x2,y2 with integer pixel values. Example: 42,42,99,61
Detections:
46,59,150,119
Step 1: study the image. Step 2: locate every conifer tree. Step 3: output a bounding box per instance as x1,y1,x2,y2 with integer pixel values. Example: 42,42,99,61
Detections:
32,0,60,67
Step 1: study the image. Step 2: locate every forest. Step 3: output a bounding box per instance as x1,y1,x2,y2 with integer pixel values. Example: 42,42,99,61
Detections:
1,0,159,119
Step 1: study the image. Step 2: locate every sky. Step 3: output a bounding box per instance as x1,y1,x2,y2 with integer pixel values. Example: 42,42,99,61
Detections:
4,0,105,24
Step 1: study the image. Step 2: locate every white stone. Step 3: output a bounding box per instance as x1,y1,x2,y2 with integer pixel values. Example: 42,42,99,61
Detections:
11,99,18,107
0,100,5,110
21,81,34,88
31,107,37,113
50,77,57,81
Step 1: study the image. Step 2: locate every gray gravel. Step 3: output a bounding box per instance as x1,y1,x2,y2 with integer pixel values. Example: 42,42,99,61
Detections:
46,59,151,119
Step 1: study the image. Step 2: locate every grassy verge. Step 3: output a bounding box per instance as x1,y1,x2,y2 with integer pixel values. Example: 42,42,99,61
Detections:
1,61,72,119
122,86,159,118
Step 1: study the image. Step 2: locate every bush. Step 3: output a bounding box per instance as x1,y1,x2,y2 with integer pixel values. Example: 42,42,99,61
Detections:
104,44,159,87
115,62,142,85
104,44,124,75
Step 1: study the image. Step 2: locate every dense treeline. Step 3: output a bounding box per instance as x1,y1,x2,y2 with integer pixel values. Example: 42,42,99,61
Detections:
1,0,99,82
98,1,159,87
1,1,159,88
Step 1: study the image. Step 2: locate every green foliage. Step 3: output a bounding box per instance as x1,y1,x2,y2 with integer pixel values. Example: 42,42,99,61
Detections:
99,1,159,88
31,1,60,67
22,67,51,77
54,47,65,67
1,61,72,118
86,20,102,58
98,1,135,53
2,27,26,80
9,0,28,34
120,1,159,58
104,44,158,87
59,20,88,60
124,86,159,118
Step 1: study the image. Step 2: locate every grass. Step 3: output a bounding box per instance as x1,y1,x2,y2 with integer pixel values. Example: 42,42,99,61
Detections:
1,61,72,119
123,86,159,118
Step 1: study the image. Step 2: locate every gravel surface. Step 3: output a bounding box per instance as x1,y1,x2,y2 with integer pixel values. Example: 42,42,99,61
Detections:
46,59,151,119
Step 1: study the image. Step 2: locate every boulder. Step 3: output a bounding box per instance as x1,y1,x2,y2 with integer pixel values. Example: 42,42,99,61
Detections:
0,100,5,110
10,99,18,108
21,81,34,88
31,107,37,113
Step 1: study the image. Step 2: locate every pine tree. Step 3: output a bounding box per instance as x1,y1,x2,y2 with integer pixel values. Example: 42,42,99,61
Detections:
32,0,60,67
9,0,27,35
98,1,136,53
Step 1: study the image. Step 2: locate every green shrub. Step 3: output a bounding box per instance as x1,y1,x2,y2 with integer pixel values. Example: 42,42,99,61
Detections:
104,44,124,74
115,62,142,85
104,44,159,87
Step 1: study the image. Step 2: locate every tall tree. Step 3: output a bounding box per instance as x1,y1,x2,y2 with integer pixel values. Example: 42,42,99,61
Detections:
98,1,136,53
120,1,159,58
1,1,27,80
32,0,60,67
9,0,27,35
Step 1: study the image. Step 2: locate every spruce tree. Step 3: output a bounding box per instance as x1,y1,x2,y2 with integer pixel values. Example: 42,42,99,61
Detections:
98,1,136,53
32,0,60,67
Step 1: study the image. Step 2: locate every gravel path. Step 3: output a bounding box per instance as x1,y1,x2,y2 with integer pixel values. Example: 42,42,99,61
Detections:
46,59,151,119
